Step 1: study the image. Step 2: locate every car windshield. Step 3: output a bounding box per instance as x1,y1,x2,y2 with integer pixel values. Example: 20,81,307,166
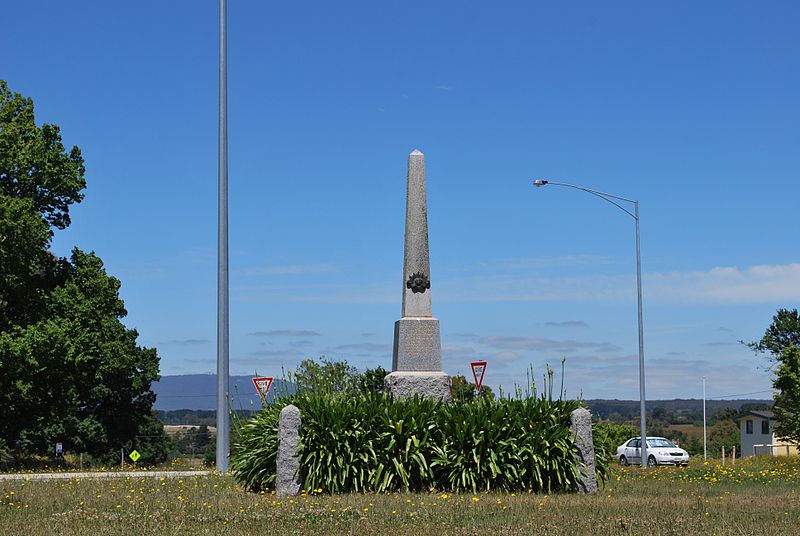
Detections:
647,438,676,448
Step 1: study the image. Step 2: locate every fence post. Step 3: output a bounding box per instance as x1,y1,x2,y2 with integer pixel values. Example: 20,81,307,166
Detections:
722,446,725,466
732,445,736,465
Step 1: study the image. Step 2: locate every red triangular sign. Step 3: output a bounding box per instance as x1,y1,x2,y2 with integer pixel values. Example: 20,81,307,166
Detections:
252,377,273,399
471,361,487,393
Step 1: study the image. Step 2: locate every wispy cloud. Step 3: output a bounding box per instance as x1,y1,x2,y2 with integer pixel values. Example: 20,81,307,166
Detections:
645,264,800,303
433,84,453,91
545,321,589,328
702,341,739,347
436,262,800,305
288,340,314,348
248,330,322,337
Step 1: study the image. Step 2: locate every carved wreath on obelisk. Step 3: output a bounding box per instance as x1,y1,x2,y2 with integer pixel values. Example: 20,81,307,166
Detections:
406,272,430,294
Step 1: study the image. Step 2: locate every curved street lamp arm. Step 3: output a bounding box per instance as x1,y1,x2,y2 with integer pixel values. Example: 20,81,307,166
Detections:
535,180,638,220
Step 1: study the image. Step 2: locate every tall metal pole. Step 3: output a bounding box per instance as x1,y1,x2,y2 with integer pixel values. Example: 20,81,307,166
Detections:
216,0,230,473
532,179,648,467
702,376,707,461
635,201,648,468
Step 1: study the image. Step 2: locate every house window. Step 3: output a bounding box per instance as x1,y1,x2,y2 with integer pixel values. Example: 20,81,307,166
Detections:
762,420,770,435
746,420,753,434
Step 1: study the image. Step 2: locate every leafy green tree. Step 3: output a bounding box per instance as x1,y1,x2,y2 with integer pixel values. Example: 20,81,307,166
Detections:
745,308,800,365
450,374,495,402
0,80,169,464
0,80,85,230
293,356,361,393
708,419,740,455
772,346,800,444
359,366,388,394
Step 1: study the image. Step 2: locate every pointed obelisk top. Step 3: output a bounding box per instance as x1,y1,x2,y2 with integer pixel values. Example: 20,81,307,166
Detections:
410,149,424,156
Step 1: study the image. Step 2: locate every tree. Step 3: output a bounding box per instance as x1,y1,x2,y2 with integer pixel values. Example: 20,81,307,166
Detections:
708,419,740,455
772,346,800,444
0,80,85,231
0,81,169,464
745,308,800,365
359,366,388,394
293,356,361,393
450,374,495,402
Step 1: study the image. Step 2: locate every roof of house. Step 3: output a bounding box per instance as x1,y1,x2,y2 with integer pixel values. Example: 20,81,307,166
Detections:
733,410,775,421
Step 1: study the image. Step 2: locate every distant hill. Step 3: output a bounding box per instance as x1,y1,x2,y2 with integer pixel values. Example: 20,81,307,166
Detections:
152,374,289,411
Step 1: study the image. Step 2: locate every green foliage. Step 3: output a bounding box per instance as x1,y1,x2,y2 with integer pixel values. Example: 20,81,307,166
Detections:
450,374,495,402
230,402,284,490
293,356,361,393
707,419,740,455
773,346,800,444
359,366,388,394
232,370,594,494
592,421,636,478
0,80,85,231
173,424,212,457
746,308,800,363
0,80,168,463
203,436,216,468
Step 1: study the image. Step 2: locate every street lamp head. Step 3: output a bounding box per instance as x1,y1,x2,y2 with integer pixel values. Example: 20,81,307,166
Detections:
532,179,549,187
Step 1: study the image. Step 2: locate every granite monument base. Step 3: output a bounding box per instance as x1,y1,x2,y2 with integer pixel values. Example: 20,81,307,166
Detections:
384,371,451,402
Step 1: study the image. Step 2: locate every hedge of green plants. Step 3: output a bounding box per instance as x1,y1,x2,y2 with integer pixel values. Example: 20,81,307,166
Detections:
231,371,605,494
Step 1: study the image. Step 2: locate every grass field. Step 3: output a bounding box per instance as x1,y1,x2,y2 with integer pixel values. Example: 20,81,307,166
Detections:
2,456,798,535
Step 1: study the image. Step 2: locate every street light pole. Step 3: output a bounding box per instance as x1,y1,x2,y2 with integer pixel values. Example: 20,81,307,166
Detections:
532,179,648,467
216,0,230,473
702,376,707,461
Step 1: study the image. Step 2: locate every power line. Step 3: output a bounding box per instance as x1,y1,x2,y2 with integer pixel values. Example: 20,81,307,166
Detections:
708,389,773,400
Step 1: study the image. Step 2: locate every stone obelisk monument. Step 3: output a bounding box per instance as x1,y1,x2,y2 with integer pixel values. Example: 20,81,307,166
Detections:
384,150,451,402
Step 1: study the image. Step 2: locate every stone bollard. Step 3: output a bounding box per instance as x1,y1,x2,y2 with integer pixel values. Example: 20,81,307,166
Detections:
570,408,598,494
276,404,302,497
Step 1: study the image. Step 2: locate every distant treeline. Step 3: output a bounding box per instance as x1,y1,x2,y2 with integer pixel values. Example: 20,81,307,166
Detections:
586,399,772,424
157,400,772,426
157,409,257,426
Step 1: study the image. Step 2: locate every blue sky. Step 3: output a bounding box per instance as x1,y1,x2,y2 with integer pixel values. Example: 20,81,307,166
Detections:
3,1,798,400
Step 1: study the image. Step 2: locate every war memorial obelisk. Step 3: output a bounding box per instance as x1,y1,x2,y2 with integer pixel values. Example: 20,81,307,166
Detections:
384,150,451,402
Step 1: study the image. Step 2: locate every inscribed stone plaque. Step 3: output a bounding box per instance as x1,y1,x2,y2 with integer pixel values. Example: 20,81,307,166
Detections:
392,318,442,371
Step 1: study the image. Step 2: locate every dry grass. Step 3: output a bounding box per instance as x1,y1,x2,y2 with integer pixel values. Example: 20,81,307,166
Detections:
1,456,798,535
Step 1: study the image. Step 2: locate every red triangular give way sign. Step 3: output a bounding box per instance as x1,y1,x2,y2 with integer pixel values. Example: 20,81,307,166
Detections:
471,361,487,394
252,377,274,399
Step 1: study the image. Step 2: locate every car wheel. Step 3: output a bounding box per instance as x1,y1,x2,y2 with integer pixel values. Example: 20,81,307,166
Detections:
619,455,628,467
647,455,657,467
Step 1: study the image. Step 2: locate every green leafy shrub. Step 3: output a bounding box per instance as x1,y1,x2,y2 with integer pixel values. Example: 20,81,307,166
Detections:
229,401,285,491
592,421,635,479
232,365,599,494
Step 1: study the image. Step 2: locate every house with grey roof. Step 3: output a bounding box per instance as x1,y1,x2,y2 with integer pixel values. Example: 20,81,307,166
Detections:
733,410,798,457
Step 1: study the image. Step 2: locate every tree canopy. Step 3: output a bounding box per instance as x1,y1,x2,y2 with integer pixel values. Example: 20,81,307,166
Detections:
0,80,167,464
772,346,800,444
746,308,800,364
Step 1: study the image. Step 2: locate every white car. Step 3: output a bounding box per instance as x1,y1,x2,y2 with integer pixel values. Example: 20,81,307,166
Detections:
616,437,690,467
